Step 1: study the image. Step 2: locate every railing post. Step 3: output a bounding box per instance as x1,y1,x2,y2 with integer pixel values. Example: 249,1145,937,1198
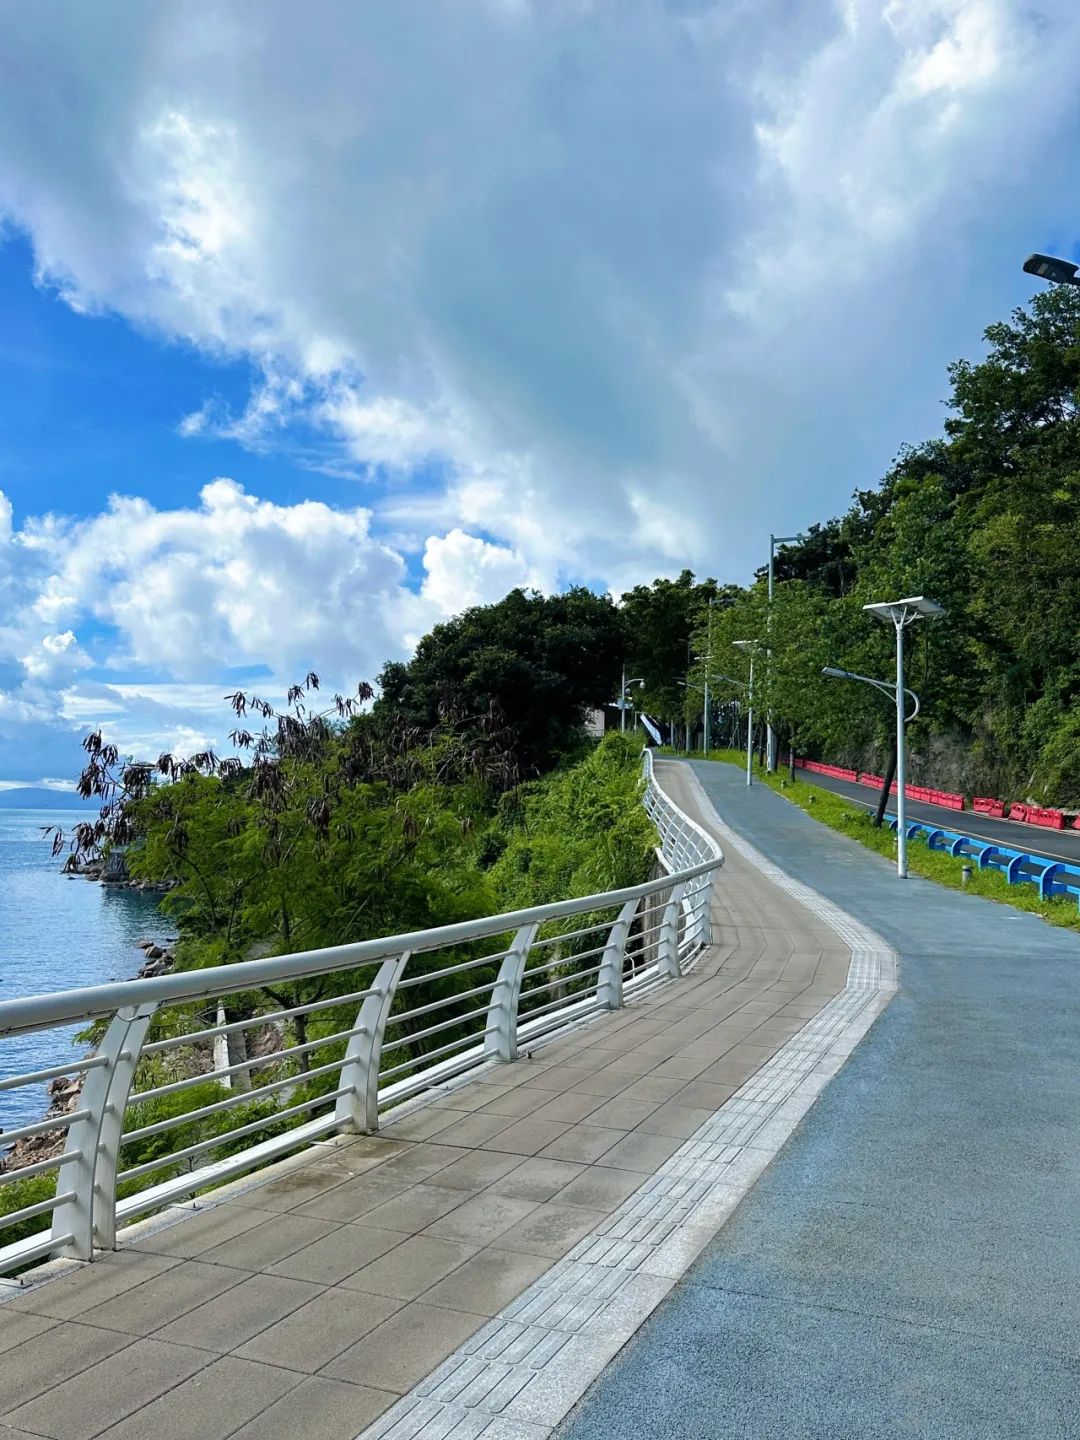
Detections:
336,951,410,1134
54,1001,157,1260
597,899,640,1010
485,923,538,1063
658,881,688,979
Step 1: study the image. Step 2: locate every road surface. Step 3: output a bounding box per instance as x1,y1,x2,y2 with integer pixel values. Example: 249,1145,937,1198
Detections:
793,767,1080,866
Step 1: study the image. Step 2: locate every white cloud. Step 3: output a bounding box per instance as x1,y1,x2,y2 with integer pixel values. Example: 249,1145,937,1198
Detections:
421,529,544,615
1,1,1080,774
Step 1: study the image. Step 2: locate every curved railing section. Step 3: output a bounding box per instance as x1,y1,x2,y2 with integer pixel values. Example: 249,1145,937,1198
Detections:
0,754,722,1276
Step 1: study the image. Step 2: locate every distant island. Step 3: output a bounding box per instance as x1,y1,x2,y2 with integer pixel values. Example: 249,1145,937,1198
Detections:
0,788,94,811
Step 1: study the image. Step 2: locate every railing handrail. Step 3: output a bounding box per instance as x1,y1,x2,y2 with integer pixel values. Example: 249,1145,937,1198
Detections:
0,751,722,1276
0,856,718,1038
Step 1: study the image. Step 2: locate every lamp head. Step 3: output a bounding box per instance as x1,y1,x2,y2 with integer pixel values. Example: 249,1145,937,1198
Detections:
1023,253,1080,286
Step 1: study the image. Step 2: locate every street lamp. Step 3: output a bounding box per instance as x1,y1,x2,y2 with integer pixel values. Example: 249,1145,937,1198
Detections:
617,671,645,733
767,532,806,772
732,640,761,787
861,596,944,878
1023,253,1080,286
821,666,920,718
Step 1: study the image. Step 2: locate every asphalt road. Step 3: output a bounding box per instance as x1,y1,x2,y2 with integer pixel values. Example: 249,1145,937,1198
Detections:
795,767,1080,866
558,758,1080,1440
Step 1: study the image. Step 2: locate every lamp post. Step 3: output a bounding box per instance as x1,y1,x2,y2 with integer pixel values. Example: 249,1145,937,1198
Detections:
821,666,921,827
861,596,944,877
733,640,760,787
618,671,645,733
767,532,805,772
1023,253,1080,286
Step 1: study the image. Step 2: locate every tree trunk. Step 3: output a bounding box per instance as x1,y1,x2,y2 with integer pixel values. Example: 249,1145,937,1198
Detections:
873,742,898,828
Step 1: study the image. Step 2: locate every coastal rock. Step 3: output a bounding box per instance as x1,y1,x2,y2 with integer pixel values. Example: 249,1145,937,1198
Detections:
144,945,164,960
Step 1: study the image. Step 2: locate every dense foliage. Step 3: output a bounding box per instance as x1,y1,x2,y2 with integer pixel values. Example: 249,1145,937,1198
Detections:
376,586,625,775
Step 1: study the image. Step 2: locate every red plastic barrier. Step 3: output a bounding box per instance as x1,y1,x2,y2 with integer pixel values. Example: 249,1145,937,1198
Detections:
930,789,965,811
1025,805,1064,830
859,774,886,789
973,797,1005,818
1008,802,1029,823
799,761,858,782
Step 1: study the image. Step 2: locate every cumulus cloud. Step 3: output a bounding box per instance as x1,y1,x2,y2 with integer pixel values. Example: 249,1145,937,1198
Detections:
1,0,1079,775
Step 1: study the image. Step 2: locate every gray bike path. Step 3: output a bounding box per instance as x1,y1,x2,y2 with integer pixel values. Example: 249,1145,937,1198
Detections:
558,759,1080,1440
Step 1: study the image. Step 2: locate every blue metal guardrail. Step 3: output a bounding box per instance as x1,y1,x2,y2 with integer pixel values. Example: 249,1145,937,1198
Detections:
884,812,1080,904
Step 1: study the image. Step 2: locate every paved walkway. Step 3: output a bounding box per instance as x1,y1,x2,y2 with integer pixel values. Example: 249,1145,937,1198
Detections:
558,759,1080,1440
0,764,853,1440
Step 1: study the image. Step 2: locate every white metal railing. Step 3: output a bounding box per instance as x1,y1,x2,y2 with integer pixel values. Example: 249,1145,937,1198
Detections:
0,753,721,1276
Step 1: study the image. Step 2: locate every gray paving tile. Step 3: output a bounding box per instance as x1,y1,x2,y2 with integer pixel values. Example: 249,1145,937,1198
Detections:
293,1174,412,1223
477,1087,547,1118
217,1162,354,1213
360,1183,471,1233
422,1248,551,1317
0,1306,56,1355
227,1374,394,1439
341,1235,477,1301
323,1301,485,1393
198,1211,338,1271
487,1158,586,1203
424,1193,539,1246
549,1165,646,1212
0,1321,132,1413
575,1096,661,1131
235,1286,404,1371
430,1150,525,1192
17,1252,180,1321
125,1203,278,1258
673,1080,739,1110
537,1125,624,1164
495,1203,607,1259
368,1143,471,1185
432,1112,516,1148
528,1091,606,1125
92,1354,299,1439
79,1258,247,1334
6,1336,210,1440
268,1224,408,1285
480,1118,572,1156
154,1272,323,1352
595,1130,687,1175
380,1106,473,1142
634,1101,716,1140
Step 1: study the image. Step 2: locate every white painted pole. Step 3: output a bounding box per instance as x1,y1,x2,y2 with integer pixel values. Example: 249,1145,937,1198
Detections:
767,536,775,772
895,615,907,879
746,654,754,787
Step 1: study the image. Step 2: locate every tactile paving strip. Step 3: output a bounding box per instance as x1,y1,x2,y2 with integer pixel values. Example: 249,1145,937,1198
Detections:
355,769,898,1440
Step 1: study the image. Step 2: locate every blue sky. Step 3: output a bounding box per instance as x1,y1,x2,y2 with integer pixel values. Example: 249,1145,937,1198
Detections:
0,0,1078,788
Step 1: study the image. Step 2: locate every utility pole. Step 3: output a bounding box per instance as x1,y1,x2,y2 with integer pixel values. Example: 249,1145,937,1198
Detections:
703,599,714,754
767,532,804,772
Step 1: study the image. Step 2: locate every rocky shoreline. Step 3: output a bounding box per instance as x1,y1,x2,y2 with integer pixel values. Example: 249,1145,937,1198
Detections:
62,852,176,896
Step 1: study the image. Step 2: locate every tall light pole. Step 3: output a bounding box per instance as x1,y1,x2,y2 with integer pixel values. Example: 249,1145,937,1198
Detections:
862,596,944,877
618,670,644,733
733,640,760,787
767,533,805,772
